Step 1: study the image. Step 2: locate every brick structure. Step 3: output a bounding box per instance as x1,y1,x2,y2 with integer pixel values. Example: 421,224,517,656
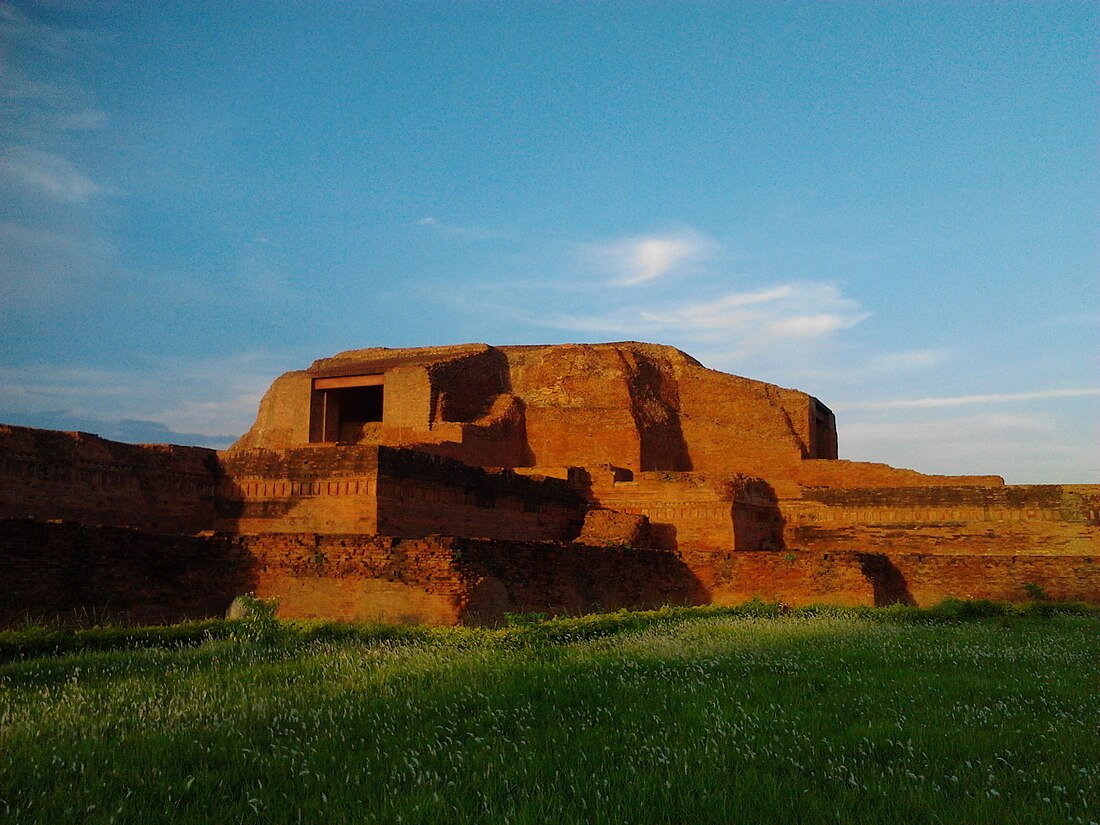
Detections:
0,521,705,627
0,424,218,534
0,341,1097,626
214,444,586,541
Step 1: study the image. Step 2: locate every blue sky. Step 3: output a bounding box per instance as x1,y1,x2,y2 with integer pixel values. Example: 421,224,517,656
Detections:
1,1,1096,483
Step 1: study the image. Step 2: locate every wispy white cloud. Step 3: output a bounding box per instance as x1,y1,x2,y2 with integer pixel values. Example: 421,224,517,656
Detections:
542,281,868,355
836,387,1100,412
54,108,107,131
864,349,948,373
635,285,796,328
766,312,864,338
844,413,1051,443
0,145,101,202
586,228,719,285
416,215,504,240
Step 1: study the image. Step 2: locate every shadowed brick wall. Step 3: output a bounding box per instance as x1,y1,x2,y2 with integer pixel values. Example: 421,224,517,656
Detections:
216,445,587,541
244,532,708,625
0,425,219,534
0,519,252,626
374,448,586,541
707,549,1099,607
0,521,705,627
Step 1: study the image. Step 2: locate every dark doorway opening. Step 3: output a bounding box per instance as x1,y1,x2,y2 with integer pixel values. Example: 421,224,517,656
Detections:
331,385,383,443
310,375,385,443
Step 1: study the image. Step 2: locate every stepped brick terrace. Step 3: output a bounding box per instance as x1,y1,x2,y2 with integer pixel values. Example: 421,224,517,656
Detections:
2,342,1097,626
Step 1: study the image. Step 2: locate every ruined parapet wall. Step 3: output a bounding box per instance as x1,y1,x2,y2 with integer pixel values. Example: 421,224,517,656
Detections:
382,393,529,469
782,484,1100,556
796,459,1003,490
374,447,586,542
453,537,708,623
231,371,313,452
5,520,1096,630
708,550,1100,608
215,445,381,534
0,520,706,628
427,346,510,422
0,425,219,534
0,519,253,626
245,532,465,624
583,468,736,556
217,444,588,542
672,367,825,476
246,533,707,625
582,467,784,557
308,343,493,382
231,344,530,468
232,344,493,451
578,508,652,548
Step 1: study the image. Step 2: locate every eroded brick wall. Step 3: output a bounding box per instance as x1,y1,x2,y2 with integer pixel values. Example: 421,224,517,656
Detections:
708,550,1099,607
452,538,707,623
428,348,509,422
796,460,1004,489
374,447,586,542
782,484,1100,556
0,519,252,626
244,533,708,625
215,446,380,533
585,470,739,555
578,509,651,548
3,521,1097,629
243,533,464,623
504,345,646,470
0,521,705,627
216,445,587,541
0,425,219,533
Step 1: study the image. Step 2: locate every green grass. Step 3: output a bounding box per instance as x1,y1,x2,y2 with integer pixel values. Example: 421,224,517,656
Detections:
0,605,1096,824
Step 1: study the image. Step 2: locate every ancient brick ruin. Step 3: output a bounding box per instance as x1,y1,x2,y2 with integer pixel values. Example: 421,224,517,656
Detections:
1,342,1097,626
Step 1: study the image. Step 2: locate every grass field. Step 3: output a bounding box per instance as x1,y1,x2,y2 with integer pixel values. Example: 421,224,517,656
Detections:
0,604,1096,824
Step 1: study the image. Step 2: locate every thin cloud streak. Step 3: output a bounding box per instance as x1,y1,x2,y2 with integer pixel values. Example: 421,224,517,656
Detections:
844,413,1051,443
0,145,101,202
586,228,718,285
864,349,948,373
416,216,506,240
542,281,868,349
766,312,866,338
836,388,1100,411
